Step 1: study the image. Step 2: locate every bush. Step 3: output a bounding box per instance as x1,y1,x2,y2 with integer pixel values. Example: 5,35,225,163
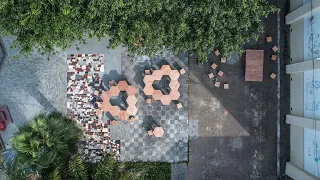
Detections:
10,112,82,173
0,0,278,62
7,112,171,180
119,162,171,180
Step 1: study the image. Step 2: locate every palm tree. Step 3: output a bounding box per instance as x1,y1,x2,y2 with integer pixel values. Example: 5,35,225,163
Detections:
67,154,88,180
92,155,119,180
10,112,82,173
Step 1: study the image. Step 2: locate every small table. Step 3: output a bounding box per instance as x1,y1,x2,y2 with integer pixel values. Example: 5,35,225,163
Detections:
126,106,138,115
160,95,171,105
160,65,171,75
107,86,120,98
169,80,180,90
117,80,129,91
126,86,136,95
110,106,121,116
129,117,136,124
126,95,137,105
153,127,164,137
168,70,180,80
143,84,155,95
169,90,180,100
148,130,153,136
146,98,152,104
101,101,112,111
152,70,163,80
143,75,154,85
152,90,163,100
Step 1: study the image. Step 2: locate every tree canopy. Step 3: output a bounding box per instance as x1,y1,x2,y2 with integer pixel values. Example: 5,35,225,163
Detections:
0,0,278,62
9,112,82,172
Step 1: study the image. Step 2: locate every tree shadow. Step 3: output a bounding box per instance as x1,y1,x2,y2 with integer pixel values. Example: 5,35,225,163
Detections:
0,39,63,129
188,136,278,179
102,70,124,85
141,116,160,131
187,3,287,178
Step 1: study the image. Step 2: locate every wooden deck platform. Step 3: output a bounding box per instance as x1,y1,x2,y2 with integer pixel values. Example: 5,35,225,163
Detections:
245,49,264,82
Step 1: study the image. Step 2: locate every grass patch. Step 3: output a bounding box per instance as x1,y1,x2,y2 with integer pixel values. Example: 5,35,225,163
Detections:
119,162,171,180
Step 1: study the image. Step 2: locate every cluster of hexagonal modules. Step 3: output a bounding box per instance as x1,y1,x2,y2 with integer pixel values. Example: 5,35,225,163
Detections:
143,65,181,105
99,80,137,121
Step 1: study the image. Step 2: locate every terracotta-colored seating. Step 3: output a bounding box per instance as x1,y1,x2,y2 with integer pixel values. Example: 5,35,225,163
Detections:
146,98,152,104
148,130,153,136
266,36,272,42
179,69,186,75
270,73,277,79
129,117,136,124
224,84,229,89
272,46,278,52
117,80,128,91
211,63,217,69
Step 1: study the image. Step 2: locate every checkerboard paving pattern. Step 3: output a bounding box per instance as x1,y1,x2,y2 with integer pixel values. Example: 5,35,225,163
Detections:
111,52,189,162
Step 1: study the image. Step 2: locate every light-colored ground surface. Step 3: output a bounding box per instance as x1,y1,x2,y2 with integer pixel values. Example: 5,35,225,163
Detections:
0,36,125,130
0,37,67,129
0,36,186,179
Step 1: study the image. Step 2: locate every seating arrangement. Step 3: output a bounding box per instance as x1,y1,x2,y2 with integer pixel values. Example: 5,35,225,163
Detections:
143,64,183,107
99,80,137,121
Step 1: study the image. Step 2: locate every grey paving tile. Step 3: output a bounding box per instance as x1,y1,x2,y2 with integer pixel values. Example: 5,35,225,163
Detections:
115,51,189,162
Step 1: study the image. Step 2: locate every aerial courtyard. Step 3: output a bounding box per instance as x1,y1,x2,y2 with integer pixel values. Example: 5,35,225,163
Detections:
0,0,296,180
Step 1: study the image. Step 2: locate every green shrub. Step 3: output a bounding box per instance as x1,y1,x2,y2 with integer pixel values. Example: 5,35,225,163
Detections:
0,0,278,62
10,112,82,172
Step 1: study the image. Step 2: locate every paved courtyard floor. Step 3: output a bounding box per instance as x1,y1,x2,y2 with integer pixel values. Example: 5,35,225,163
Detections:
109,52,189,162
187,0,284,179
0,36,192,164
0,1,288,177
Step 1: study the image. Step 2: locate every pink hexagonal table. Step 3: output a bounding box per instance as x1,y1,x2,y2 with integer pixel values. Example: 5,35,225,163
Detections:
160,95,171,105
110,106,121,116
117,80,128,91
152,90,163,100
126,85,136,95
143,75,154,85
143,84,154,95
127,105,138,115
168,70,180,80
169,90,180,100
160,65,171,75
101,101,112,112
107,86,120,98
169,80,180,90
100,91,110,101
152,70,163,80
126,95,137,105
